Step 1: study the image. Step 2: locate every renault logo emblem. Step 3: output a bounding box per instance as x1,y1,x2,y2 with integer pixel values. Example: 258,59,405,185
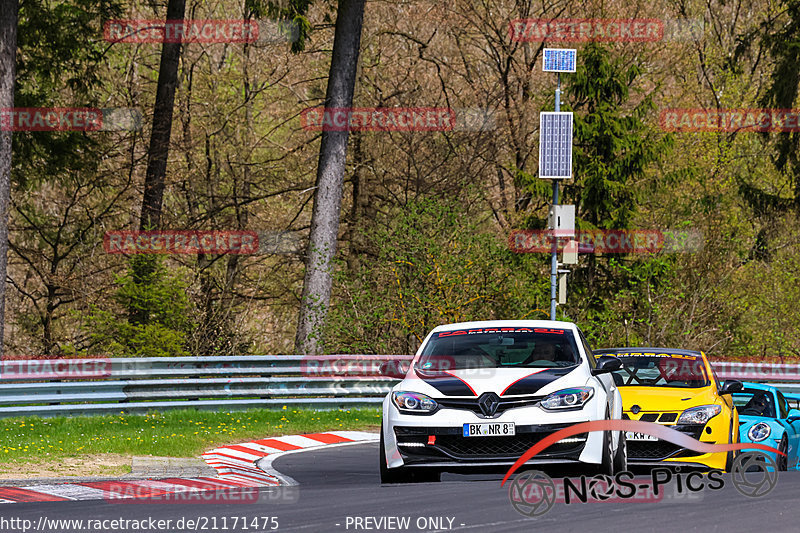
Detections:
478,392,501,417
631,405,641,414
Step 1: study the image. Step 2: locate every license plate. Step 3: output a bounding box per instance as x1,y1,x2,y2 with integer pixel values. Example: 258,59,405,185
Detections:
463,422,515,437
625,431,658,441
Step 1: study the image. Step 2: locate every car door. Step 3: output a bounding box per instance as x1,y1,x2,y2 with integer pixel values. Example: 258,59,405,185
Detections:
777,391,800,467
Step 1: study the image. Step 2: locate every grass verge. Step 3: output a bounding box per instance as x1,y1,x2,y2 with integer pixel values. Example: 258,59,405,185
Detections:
0,407,381,467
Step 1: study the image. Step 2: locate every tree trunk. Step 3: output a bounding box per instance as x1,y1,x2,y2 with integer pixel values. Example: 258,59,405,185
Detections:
139,0,186,231
295,0,366,355
0,0,19,358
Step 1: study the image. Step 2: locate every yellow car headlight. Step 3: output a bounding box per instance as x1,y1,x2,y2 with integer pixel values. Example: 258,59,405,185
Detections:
677,404,721,425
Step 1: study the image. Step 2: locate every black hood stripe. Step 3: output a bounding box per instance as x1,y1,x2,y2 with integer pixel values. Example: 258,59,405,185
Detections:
414,367,577,397
501,367,575,396
414,368,477,396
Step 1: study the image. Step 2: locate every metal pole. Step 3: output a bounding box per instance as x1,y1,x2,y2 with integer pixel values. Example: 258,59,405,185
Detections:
549,74,561,321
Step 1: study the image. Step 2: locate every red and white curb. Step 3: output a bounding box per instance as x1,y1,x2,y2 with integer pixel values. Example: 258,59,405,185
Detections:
202,430,378,486
0,431,378,504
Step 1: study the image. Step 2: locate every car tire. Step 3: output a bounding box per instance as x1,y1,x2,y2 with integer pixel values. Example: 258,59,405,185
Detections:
590,412,615,476
379,429,440,483
778,436,788,472
613,430,627,473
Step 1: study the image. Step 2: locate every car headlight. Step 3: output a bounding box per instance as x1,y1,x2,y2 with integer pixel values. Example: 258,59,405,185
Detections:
539,387,594,411
392,392,438,414
748,422,771,442
677,404,721,425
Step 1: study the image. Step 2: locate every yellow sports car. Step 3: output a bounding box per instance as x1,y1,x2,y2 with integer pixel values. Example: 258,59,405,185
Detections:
594,347,741,471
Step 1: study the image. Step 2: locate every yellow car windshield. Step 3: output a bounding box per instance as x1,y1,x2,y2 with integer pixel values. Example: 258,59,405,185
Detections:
611,355,709,388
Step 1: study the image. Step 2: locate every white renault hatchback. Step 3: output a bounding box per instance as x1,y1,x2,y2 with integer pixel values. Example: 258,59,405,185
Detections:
380,320,625,482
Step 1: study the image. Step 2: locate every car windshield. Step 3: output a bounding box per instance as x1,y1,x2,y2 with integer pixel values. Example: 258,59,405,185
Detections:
610,353,709,388
733,390,777,418
418,327,580,369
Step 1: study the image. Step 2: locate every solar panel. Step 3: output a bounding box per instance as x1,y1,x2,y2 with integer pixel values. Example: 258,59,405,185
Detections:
542,49,577,73
539,112,573,179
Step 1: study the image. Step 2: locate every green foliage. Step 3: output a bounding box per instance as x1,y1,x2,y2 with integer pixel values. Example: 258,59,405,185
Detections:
760,0,800,197
725,216,800,358
575,256,678,348
85,256,194,357
532,45,679,339
249,0,314,52
563,44,673,229
325,198,549,354
14,0,122,188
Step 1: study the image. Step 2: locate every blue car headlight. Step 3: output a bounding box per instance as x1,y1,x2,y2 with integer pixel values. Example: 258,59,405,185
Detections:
539,387,594,411
392,391,438,414
747,422,771,442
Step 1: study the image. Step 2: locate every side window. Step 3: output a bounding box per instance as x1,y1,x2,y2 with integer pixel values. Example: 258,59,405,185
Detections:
577,329,596,369
777,391,789,419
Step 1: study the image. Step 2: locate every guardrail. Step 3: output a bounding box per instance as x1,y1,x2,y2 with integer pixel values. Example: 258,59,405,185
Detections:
0,356,412,418
0,356,797,418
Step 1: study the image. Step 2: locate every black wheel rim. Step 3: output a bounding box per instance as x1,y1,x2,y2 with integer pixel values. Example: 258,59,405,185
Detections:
780,440,788,471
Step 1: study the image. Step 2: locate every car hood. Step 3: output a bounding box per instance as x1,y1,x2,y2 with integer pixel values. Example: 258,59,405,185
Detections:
407,365,584,397
619,386,719,411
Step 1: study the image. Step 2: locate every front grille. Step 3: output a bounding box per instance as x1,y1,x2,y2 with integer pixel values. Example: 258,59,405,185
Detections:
627,424,705,461
437,395,543,417
435,433,585,459
628,440,682,460
625,411,679,422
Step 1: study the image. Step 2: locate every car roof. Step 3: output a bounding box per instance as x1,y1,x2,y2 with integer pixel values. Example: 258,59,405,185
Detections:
739,381,778,394
594,347,704,357
430,320,578,332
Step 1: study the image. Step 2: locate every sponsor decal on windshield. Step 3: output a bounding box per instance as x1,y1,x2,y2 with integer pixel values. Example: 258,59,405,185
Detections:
437,328,565,337
609,352,697,359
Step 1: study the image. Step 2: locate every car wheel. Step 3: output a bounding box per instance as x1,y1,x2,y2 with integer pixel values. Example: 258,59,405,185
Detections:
778,436,788,472
379,429,440,483
591,411,615,476
613,430,627,473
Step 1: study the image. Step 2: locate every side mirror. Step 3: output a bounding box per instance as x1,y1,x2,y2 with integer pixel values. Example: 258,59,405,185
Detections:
592,355,622,375
379,360,408,379
787,409,800,424
719,379,743,395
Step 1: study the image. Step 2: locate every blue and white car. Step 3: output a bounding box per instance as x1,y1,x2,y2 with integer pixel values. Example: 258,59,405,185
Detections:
379,320,625,483
734,382,800,471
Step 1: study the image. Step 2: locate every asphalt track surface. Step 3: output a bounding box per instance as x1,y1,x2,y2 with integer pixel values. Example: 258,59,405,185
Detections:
4,442,800,533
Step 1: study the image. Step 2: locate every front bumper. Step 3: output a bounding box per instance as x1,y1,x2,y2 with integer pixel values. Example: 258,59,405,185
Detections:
382,395,607,469
394,424,587,465
625,415,731,470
